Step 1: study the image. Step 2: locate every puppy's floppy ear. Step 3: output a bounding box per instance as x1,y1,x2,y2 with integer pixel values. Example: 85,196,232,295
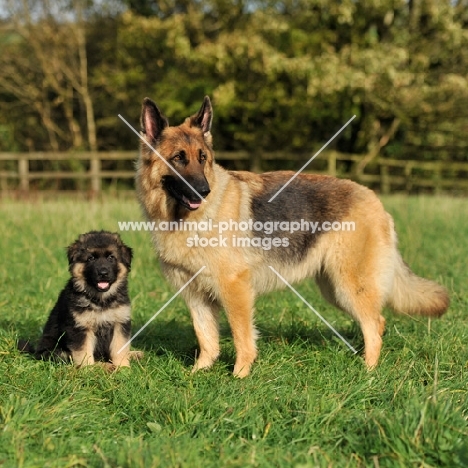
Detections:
141,98,168,143
112,233,133,270
66,240,82,265
120,243,133,270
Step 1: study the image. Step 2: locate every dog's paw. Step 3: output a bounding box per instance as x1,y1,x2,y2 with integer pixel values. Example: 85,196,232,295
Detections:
96,362,117,372
129,350,144,361
233,364,252,379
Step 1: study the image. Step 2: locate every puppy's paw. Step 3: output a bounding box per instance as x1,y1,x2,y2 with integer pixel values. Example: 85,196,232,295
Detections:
129,350,144,361
96,362,117,372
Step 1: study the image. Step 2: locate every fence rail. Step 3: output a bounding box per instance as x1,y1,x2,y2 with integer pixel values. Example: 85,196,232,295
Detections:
1,151,467,194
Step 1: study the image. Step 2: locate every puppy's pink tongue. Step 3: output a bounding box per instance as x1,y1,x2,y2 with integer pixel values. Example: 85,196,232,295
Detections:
98,282,109,290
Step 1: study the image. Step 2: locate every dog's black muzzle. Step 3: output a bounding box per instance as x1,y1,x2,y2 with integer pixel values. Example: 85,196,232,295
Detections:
163,175,210,211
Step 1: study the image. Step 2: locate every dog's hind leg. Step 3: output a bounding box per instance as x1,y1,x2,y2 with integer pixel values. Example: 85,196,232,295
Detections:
360,313,386,369
319,269,386,369
316,201,394,368
187,294,221,373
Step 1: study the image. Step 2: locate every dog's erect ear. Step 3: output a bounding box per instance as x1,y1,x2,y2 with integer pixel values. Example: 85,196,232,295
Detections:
189,96,213,135
141,98,168,142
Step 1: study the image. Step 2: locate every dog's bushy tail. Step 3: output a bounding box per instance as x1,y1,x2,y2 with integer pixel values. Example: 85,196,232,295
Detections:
389,254,449,317
17,339,70,362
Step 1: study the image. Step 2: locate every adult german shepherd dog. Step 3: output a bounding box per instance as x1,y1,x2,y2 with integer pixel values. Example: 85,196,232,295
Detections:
19,231,142,369
137,97,449,377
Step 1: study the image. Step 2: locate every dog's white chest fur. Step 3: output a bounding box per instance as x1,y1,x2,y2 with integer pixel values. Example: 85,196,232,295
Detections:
72,305,131,331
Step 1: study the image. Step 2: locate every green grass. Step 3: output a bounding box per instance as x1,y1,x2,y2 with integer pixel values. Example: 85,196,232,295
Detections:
0,195,467,467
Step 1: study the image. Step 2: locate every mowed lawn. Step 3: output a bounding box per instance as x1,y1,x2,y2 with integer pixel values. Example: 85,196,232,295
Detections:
0,194,467,468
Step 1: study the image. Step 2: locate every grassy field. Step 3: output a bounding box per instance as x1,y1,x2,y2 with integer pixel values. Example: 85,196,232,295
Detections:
0,194,467,467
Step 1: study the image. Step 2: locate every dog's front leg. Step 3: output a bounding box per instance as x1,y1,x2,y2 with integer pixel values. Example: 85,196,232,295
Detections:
109,322,131,367
187,294,221,373
219,270,257,378
71,330,96,366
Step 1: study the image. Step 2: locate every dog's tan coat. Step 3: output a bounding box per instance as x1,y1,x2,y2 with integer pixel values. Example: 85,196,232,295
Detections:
137,97,449,377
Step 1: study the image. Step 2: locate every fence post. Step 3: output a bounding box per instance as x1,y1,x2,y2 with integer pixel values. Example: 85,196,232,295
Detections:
327,151,337,177
404,162,413,193
90,153,101,193
249,151,262,173
18,155,29,192
0,171,6,193
380,164,390,194
433,164,442,195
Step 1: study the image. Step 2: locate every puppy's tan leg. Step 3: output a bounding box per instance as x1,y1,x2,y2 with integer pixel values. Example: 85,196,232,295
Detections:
219,270,257,378
188,295,221,373
109,324,131,367
71,330,96,366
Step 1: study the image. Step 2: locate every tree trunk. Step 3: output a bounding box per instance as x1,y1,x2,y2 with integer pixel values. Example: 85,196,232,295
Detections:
76,0,97,152
354,118,400,178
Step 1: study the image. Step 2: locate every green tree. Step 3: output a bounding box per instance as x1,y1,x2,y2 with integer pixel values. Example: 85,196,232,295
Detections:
1,0,468,164
0,0,98,151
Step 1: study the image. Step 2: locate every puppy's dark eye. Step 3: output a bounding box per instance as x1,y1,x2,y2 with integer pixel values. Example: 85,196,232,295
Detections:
87,256,95,263
107,254,115,262
199,150,207,162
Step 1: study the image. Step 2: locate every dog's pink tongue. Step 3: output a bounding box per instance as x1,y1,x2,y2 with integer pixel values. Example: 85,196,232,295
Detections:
98,282,109,290
183,195,202,209
189,200,202,209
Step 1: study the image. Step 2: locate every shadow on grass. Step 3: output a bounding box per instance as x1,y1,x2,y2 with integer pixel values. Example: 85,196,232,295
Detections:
257,321,363,348
129,317,364,371
130,318,199,367
5,312,364,371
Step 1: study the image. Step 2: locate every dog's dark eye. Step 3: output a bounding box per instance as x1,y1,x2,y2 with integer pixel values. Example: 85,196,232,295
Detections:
107,254,115,262
87,256,95,263
172,151,186,162
199,151,207,162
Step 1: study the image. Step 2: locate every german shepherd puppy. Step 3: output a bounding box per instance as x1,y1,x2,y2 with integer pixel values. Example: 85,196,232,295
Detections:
136,96,449,378
19,231,142,369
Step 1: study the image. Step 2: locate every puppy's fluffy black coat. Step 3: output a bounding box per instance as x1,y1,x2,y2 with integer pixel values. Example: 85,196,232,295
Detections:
19,231,141,368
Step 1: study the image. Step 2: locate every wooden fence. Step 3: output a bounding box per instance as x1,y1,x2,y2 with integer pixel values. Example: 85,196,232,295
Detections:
0,150,467,194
